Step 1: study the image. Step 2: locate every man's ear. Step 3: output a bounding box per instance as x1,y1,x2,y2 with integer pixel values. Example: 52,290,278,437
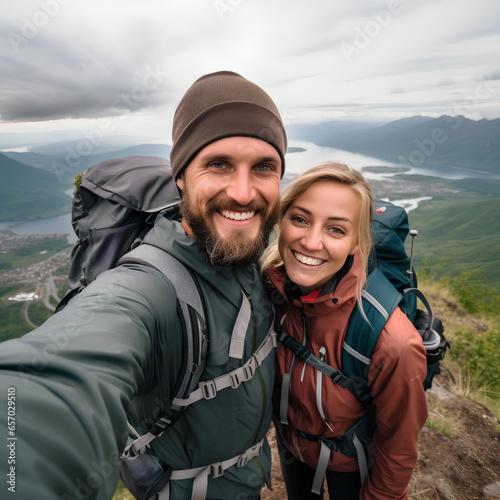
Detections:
176,175,185,191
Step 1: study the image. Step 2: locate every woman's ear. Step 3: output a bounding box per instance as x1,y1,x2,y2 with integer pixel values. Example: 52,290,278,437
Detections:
349,243,360,256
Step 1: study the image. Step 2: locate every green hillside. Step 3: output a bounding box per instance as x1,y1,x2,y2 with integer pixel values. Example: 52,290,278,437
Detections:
0,153,72,220
407,198,500,290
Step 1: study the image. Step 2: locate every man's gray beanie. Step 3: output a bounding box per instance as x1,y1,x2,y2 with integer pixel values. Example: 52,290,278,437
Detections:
170,71,287,180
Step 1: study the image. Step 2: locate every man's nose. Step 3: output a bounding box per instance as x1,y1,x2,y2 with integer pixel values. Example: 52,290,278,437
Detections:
225,168,257,206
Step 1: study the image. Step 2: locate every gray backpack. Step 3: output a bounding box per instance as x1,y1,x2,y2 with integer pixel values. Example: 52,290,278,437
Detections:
57,156,181,309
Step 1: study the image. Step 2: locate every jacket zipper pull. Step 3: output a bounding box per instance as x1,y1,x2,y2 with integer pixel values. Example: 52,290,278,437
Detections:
317,347,334,433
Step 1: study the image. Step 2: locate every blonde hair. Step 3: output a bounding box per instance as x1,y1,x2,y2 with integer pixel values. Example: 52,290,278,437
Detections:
261,162,374,304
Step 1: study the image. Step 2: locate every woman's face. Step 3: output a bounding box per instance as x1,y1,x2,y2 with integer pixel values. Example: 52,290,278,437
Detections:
278,180,361,296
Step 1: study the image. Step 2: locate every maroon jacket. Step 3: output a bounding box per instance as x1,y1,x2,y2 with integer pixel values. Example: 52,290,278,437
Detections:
268,253,428,499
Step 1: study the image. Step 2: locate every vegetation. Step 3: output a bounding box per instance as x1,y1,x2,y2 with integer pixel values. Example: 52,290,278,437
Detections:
425,414,457,439
407,198,500,291
416,271,500,418
25,299,54,327
0,283,35,341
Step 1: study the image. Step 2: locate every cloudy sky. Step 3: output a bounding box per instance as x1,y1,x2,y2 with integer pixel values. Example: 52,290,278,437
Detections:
1,0,499,144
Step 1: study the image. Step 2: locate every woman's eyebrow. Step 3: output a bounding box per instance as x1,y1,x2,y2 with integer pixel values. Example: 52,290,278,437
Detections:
292,205,353,223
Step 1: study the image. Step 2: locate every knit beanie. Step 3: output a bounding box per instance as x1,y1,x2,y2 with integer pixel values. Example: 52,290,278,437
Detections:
170,71,287,180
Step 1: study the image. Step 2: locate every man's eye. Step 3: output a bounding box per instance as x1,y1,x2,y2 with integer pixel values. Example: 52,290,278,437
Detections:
210,161,226,169
256,164,272,171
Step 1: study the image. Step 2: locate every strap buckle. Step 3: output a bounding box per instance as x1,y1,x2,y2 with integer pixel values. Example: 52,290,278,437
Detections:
237,440,263,468
199,380,217,400
210,462,224,478
229,371,242,389
331,372,347,385
230,357,256,389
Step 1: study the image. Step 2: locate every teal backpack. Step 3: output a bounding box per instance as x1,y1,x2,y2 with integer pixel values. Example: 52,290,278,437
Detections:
278,199,450,493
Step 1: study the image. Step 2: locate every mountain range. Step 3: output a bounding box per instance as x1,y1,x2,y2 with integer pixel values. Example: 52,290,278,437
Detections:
287,115,500,173
0,152,72,221
1,115,499,222
0,143,172,221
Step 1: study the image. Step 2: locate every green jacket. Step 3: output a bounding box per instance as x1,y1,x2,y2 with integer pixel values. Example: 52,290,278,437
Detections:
0,214,276,500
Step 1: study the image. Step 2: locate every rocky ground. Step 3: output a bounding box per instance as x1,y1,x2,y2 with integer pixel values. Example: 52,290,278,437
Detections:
261,368,500,500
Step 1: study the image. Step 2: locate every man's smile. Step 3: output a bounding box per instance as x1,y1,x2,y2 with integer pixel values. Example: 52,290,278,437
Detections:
220,210,256,221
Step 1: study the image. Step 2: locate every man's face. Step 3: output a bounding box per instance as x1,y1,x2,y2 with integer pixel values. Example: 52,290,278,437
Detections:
176,136,282,266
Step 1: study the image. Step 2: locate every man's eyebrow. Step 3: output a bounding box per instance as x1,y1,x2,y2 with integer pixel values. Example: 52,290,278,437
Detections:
198,154,280,164
199,153,232,163
258,156,280,164
292,205,353,223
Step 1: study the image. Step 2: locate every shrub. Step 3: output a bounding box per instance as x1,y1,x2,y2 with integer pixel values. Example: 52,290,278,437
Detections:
441,268,500,315
449,327,500,393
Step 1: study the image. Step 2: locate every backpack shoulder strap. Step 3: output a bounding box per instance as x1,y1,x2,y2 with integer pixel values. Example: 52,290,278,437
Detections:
341,268,402,403
122,243,205,320
118,244,208,434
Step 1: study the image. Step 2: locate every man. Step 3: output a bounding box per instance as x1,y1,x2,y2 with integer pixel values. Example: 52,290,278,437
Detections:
0,71,287,500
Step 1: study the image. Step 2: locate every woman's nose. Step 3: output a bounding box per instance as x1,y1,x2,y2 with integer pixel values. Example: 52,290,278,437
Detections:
300,226,323,251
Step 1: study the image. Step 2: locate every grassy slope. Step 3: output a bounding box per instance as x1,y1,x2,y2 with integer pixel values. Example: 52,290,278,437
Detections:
407,198,500,290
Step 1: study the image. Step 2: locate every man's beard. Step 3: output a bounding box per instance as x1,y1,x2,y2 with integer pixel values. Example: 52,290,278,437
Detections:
179,190,279,267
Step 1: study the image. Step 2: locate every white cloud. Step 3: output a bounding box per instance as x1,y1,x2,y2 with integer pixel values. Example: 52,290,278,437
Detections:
0,0,499,141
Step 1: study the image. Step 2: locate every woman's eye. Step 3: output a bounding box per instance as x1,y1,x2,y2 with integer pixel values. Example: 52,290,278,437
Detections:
291,216,306,224
328,227,345,235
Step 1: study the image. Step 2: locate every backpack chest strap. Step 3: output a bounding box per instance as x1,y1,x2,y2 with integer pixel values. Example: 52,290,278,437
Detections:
279,331,367,397
164,437,265,500
172,326,277,407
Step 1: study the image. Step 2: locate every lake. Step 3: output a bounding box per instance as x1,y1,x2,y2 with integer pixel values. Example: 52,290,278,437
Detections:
1,140,498,239
0,212,76,242
285,140,500,180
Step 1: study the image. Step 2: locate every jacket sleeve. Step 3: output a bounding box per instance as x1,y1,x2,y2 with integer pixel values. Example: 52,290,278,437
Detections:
360,308,428,500
0,263,181,500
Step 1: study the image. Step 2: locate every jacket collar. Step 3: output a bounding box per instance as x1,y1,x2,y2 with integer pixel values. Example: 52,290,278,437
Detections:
268,252,362,310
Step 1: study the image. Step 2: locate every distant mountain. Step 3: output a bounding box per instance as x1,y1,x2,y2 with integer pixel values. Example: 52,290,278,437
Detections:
293,115,500,173
286,119,387,145
25,141,172,176
0,143,173,221
0,153,71,221
2,151,55,170
2,143,172,178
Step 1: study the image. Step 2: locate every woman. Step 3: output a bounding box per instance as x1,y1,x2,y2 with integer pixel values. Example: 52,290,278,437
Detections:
261,163,428,499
